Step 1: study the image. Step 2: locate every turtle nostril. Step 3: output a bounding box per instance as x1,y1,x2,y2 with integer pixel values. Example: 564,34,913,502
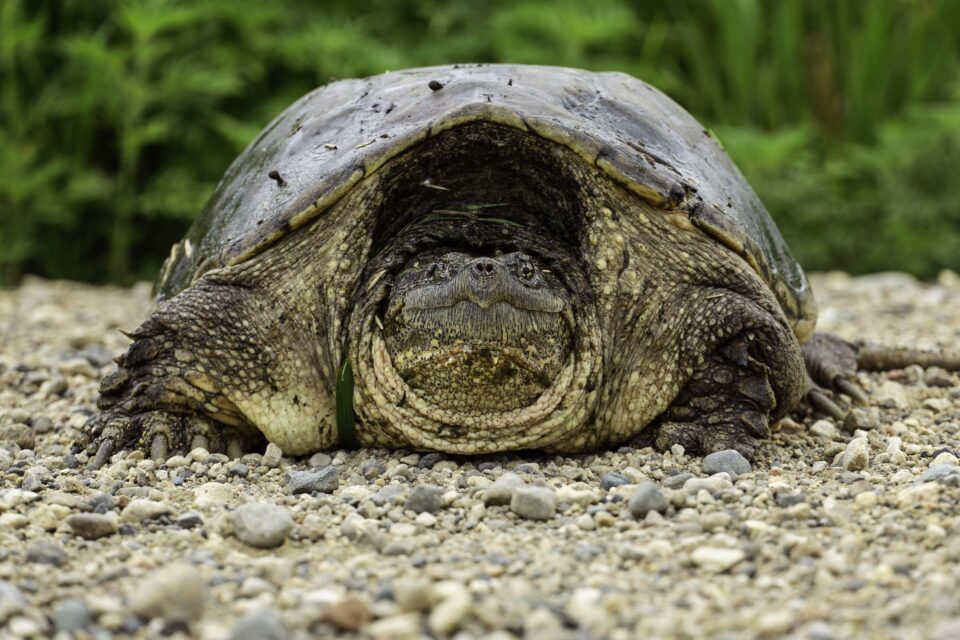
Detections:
471,259,499,278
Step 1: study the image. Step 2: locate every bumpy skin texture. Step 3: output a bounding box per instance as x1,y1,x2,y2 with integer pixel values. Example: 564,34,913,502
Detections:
77,123,813,461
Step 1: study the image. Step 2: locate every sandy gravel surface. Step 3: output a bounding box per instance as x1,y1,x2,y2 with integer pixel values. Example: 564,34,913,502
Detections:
1,272,959,639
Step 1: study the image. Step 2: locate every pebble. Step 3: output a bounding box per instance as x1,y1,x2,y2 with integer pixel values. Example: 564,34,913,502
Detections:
600,471,630,490
230,503,293,548
0,581,26,623
66,512,118,540
428,581,472,635
404,483,445,513
0,423,35,449
128,563,204,622
702,449,751,478
120,499,172,523
914,464,960,485
308,452,333,468
841,438,870,471
176,512,203,529
510,486,556,520
25,538,68,566
483,472,525,506
931,451,958,467
628,481,668,518
322,595,370,631
285,467,340,494
52,598,90,632
810,419,839,439
262,442,283,468
690,547,745,572
842,407,880,432
229,609,287,640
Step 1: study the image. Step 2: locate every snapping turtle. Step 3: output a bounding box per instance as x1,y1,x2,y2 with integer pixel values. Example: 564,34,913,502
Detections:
75,64,955,466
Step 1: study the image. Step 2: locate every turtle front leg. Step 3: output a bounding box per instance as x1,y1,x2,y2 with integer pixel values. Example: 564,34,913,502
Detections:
74,280,337,466
651,329,794,460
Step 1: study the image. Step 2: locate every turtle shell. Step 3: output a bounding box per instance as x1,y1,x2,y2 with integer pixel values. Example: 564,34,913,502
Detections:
157,64,816,341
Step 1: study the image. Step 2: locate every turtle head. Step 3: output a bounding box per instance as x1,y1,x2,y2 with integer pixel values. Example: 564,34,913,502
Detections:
383,249,573,413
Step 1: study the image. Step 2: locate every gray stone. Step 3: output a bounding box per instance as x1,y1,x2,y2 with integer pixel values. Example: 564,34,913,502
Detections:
0,580,26,623
231,503,293,548
308,452,333,468
404,483,445,514
25,538,67,566
52,598,90,632
66,513,117,540
176,512,203,529
600,472,630,490
483,472,525,506
262,442,283,468
371,484,405,506
128,563,205,621
702,449,752,478
841,438,870,471
0,423,35,449
285,467,339,494
663,472,695,489
628,482,669,518
120,499,172,523
510,486,556,520
229,609,287,640
914,464,960,485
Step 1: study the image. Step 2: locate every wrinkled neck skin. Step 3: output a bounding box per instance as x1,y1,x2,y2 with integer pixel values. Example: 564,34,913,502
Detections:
349,220,604,453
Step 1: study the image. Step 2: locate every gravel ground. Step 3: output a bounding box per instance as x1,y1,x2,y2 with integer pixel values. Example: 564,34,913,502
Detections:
1,271,959,640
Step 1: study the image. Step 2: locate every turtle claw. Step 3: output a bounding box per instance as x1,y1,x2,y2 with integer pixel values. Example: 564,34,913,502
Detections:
92,439,115,469
806,387,846,421
150,433,168,461
834,377,868,406
190,434,209,452
226,438,243,460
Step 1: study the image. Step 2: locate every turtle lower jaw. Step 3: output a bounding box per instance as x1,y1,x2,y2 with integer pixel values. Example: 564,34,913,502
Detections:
397,344,553,413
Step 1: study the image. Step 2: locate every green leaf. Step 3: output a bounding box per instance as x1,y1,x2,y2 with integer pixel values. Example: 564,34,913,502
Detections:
336,358,360,450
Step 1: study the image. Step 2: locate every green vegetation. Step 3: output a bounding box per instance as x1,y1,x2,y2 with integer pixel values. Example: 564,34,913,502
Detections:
2,0,959,284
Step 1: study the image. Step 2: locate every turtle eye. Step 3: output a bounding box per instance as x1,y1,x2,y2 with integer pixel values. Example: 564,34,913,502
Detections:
518,262,536,281
428,262,452,282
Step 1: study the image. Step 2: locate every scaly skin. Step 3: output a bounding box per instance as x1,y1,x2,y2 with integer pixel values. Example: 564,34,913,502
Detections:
76,124,841,463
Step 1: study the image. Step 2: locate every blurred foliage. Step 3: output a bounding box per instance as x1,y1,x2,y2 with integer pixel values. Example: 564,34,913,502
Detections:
1,0,959,285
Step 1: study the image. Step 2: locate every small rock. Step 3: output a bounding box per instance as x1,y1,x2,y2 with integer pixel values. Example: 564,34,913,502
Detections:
810,420,839,440
404,484,445,514
690,547,745,572
52,598,90,632
600,472,630,490
702,449,751,478
0,424,35,449
841,438,870,471
323,595,370,631
228,462,249,477
483,472,525,506
914,464,960,485
66,513,117,540
932,451,958,467
628,481,668,518
25,538,67,566
176,512,203,529
393,578,432,612
510,486,556,520
231,503,293,548
262,442,283,468
0,581,26,623
428,582,472,635
776,493,806,508
663,472,694,489
229,609,287,640
367,613,422,637
285,467,340,494
308,452,333,468
30,416,54,434
39,377,67,397
120,499,171,523
842,407,880,432
129,563,204,622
